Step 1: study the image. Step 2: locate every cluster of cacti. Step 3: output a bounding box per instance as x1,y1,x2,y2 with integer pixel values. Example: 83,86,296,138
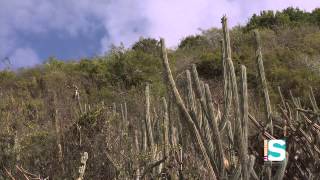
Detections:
1,16,320,180
158,16,319,179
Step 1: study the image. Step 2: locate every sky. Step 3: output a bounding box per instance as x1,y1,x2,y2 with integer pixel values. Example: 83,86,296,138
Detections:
0,0,320,69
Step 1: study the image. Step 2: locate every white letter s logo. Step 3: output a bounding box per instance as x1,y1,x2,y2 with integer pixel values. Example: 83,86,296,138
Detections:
268,140,286,161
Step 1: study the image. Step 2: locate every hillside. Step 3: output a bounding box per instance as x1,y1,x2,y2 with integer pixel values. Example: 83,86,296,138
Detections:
1,8,320,179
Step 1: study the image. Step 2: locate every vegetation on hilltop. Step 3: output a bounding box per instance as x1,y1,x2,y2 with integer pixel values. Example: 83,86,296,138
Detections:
246,7,320,30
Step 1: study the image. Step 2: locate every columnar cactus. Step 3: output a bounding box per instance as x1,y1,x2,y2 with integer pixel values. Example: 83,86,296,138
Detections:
254,30,273,135
77,152,88,180
160,38,218,179
145,83,154,149
222,16,248,180
162,97,169,158
204,83,226,176
134,130,141,180
220,39,232,131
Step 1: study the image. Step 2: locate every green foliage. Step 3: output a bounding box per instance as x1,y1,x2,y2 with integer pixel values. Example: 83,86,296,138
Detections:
44,57,65,71
132,38,161,56
106,44,163,90
179,35,210,50
311,8,320,25
0,70,16,82
246,7,320,31
20,131,55,175
78,108,103,128
196,52,222,79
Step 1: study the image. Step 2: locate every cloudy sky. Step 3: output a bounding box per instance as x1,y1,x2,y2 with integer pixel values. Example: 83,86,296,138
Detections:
0,0,319,69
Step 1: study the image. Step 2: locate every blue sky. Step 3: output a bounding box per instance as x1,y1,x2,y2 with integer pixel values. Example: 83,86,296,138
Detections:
0,0,320,69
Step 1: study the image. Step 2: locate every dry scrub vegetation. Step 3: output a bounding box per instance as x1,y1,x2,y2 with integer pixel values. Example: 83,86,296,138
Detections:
1,12,320,180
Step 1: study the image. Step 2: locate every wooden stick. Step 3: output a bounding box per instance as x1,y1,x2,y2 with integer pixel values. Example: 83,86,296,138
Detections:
4,167,16,180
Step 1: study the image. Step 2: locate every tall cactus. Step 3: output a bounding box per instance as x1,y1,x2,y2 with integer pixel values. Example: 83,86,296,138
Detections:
191,64,209,122
76,152,88,180
162,97,169,158
204,84,226,176
248,155,259,180
240,65,249,162
186,69,203,131
52,92,64,173
134,130,141,180
160,38,218,179
112,102,117,116
142,122,148,153
240,65,250,180
273,154,288,180
254,30,273,135
254,29,272,180
201,89,218,174
186,70,196,114
220,39,232,131
145,83,155,149
222,16,248,180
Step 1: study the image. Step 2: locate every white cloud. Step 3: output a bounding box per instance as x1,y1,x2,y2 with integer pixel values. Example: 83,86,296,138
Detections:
99,0,148,53
3,48,41,69
98,0,320,50
0,0,320,68
0,0,107,68
141,0,320,47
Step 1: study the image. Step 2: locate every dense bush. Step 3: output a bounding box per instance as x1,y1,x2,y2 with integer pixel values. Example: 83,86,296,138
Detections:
246,7,320,30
